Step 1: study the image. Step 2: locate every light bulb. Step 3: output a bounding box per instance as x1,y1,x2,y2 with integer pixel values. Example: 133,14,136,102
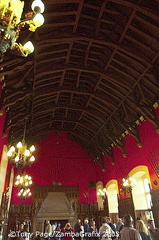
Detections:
30,145,35,152
7,151,12,157
23,41,34,55
10,146,15,152
17,141,22,148
18,192,21,196
28,192,32,196
25,182,28,186
29,180,33,185
28,176,32,180
30,156,35,162
15,181,19,185
25,149,30,157
33,13,44,27
20,179,23,184
31,0,45,13
15,156,19,162
17,175,20,179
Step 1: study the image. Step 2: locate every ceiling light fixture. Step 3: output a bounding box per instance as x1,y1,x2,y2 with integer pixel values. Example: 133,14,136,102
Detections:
15,174,32,198
120,176,136,195
0,0,45,58
7,117,36,168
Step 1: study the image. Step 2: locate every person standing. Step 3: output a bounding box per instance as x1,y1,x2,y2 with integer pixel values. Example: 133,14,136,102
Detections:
147,219,159,240
84,219,90,240
45,220,52,239
113,217,124,233
99,217,114,240
52,222,58,233
61,223,74,240
89,220,98,240
74,219,83,240
120,215,142,240
105,217,116,239
52,222,58,239
136,220,153,240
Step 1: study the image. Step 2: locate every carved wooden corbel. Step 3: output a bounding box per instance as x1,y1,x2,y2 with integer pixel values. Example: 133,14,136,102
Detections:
134,86,159,133
105,148,115,165
118,107,142,148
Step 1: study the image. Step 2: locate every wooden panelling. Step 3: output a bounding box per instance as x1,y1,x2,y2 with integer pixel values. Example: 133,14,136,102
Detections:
33,185,79,202
118,196,136,221
151,188,159,227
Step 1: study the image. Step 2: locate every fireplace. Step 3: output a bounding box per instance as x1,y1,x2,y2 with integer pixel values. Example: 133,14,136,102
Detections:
34,192,76,232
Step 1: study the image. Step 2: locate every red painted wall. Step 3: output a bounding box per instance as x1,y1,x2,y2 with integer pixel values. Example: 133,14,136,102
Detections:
11,132,101,204
101,119,159,188
5,110,159,204
0,112,7,160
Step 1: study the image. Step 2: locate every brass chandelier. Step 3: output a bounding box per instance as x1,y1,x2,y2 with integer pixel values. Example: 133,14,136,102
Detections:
0,0,45,58
120,176,136,194
15,174,32,198
7,116,36,168
7,140,35,168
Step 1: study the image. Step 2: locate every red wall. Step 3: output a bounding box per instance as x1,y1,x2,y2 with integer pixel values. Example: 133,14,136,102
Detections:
2,110,159,204
11,132,101,204
101,119,159,188
0,112,7,160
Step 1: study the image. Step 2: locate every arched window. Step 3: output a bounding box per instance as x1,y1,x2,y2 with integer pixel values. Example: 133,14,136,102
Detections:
106,180,118,214
129,166,153,220
96,181,104,210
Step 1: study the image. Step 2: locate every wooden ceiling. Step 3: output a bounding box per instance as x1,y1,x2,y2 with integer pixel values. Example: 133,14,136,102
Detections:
1,0,159,163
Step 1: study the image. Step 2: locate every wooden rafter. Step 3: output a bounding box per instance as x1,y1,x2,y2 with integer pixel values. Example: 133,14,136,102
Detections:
1,0,159,163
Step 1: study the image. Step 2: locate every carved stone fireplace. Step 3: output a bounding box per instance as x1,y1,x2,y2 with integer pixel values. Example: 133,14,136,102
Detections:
35,192,76,232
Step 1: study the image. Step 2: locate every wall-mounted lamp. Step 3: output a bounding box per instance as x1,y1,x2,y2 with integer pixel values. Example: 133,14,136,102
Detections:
97,188,107,201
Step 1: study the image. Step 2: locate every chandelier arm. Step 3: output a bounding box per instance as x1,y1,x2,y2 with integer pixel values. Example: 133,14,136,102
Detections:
15,16,36,31
0,0,45,58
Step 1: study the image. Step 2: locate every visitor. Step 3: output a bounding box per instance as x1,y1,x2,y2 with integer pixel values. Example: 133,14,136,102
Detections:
120,214,142,240
89,220,98,240
105,217,116,239
113,217,124,232
61,223,74,240
99,217,114,240
74,219,83,240
136,220,153,240
45,220,52,239
147,219,159,240
84,219,90,240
